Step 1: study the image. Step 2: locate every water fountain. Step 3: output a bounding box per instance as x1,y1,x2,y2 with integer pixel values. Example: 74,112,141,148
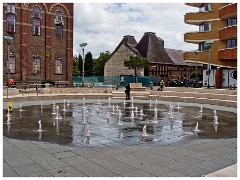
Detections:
106,112,111,123
131,109,135,119
154,99,158,109
153,108,158,123
52,104,56,114
19,104,24,112
6,107,11,117
131,97,134,108
194,121,200,132
199,106,203,113
111,105,116,115
55,106,62,120
108,97,111,107
83,97,86,107
36,120,43,132
85,125,91,137
175,102,182,109
96,99,101,105
134,106,138,113
41,101,43,108
149,99,153,107
213,110,217,118
62,99,67,111
118,110,123,125
139,109,144,116
142,125,149,137
6,116,11,125
67,100,70,106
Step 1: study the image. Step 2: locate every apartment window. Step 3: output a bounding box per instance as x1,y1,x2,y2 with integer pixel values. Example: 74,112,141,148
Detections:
199,21,211,32
7,3,15,13
33,6,40,18
227,39,237,48
33,18,40,35
56,10,63,21
199,42,210,51
7,55,16,73
227,18,237,26
7,13,15,33
33,56,40,74
55,58,63,74
56,25,63,37
199,3,211,12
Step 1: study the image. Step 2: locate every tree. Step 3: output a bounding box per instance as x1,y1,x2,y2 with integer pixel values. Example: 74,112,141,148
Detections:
94,51,111,76
72,55,79,76
124,55,149,83
78,54,83,76
84,52,94,76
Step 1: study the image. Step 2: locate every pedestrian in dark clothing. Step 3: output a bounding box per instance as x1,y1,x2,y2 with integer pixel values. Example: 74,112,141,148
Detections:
160,80,164,91
125,83,131,100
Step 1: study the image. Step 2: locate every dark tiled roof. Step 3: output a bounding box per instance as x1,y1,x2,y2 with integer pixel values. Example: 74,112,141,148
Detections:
115,35,137,51
165,48,202,67
136,32,173,64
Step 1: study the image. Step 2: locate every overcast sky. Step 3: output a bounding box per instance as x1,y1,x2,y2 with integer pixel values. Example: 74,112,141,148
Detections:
73,3,199,58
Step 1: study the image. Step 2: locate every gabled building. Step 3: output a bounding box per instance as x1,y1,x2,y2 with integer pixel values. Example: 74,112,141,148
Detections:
184,3,237,88
104,32,202,82
3,3,73,84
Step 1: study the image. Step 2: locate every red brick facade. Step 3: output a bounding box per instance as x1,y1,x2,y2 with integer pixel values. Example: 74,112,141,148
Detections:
3,3,73,83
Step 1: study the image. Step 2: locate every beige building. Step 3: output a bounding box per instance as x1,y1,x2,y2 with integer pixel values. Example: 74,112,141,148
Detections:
184,3,237,88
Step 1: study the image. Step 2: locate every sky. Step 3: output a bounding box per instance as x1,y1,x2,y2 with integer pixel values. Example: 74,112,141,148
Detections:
73,3,199,58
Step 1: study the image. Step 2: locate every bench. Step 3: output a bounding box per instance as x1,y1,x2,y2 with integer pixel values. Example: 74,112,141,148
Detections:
130,83,146,91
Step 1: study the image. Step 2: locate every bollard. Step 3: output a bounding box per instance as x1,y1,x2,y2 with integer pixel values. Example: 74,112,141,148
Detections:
214,84,216,89
24,82,27,90
233,84,235,90
230,85,232,90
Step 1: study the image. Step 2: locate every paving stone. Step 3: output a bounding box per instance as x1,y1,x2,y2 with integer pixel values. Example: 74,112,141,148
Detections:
21,171,53,177
163,171,187,177
61,156,90,165
47,165,86,177
121,170,155,177
53,151,77,159
3,168,19,177
12,162,45,176
37,159,68,170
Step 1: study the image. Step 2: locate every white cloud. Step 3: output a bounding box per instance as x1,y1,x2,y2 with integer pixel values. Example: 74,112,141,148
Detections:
73,3,198,58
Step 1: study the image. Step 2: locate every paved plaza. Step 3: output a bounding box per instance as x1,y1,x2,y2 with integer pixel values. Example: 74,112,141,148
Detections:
3,134,237,177
2,89,237,177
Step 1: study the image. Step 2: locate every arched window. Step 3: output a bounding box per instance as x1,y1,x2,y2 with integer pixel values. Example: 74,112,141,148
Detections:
33,6,40,18
55,58,63,74
32,6,41,35
7,3,15,13
6,3,15,33
33,56,41,74
56,10,63,21
56,25,63,37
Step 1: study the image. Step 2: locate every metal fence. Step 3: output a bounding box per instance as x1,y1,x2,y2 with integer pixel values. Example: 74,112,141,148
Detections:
72,76,160,88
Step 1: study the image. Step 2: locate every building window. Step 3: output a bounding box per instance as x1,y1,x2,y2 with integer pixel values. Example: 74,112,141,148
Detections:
56,10,63,21
33,6,40,18
199,21,211,32
33,18,40,35
33,56,40,74
55,58,63,74
7,13,15,33
199,42,210,51
7,55,16,73
7,3,15,13
199,3,211,12
227,18,237,26
227,39,237,48
56,25,63,37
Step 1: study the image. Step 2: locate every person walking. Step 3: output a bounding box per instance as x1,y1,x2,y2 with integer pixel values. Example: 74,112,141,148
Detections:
160,80,164,91
125,83,131,100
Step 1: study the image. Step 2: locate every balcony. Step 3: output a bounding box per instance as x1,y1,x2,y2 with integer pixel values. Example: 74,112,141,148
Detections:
184,31,217,43
219,26,237,40
218,48,237,60
185,11,215,25
184,51,209,64
185,3,202,8
219,3,237,19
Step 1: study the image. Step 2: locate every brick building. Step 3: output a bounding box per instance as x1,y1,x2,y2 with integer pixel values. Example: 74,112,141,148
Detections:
104,32,202,82
3,3,73,84
184,3,237,88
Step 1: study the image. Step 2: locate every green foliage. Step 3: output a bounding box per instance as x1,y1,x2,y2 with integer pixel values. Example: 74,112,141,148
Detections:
41,79,55,87
85,52,94,76
124,55,149,82
72,55,80,76
190,73,196,79
94,51,111,76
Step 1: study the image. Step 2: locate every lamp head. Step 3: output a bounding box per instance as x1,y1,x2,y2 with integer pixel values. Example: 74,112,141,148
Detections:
80,43,87,48
205,40,214,45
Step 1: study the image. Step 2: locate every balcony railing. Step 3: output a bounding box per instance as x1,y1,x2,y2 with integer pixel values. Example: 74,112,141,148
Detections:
219,3,237,19
218,48,237,60
219,25,237,40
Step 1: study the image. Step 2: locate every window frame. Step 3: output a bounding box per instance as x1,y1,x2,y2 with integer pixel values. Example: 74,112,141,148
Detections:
7,3,15,13
199,3,212,12
33,18,41,36
7,54,16,74
55,24,63,37
33,6,41,18
227,39,237,48
33,56,41,74
6,12,15,33
56,10,63,21
227,18,237,26
55,58,63,74
199,21,211,32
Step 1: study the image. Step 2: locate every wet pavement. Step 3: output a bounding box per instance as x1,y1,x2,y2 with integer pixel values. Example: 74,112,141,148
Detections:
3,99,237,177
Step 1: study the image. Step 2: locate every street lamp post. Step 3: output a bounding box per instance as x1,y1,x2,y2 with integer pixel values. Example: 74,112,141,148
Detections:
4,36,14,99
79,43,87,87
195,49,198,87
205,40,214,89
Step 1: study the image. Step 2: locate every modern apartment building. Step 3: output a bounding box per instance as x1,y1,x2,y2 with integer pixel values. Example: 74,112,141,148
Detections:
3,3,73,84
184,3,237,88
